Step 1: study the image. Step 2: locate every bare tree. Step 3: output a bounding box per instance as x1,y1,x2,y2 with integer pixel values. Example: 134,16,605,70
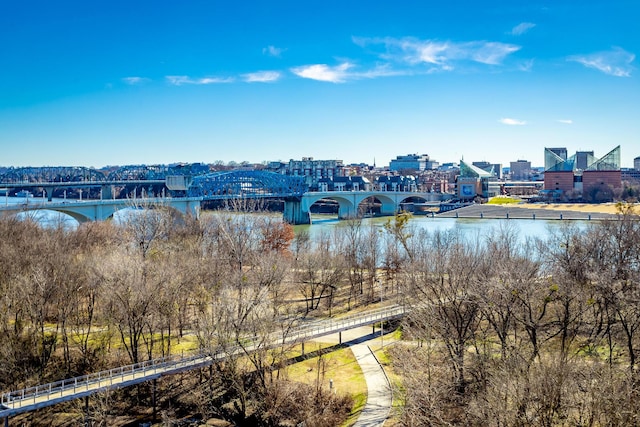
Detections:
407,230,484,394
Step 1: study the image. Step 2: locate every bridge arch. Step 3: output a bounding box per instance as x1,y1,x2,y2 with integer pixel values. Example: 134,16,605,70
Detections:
1,198,201,224
295,191,433,223
303,193,358,219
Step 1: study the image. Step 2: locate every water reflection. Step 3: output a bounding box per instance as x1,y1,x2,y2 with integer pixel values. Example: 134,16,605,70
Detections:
297,214,591,242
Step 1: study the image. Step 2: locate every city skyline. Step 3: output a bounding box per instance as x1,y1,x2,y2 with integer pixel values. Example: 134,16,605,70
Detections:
1,1,638,168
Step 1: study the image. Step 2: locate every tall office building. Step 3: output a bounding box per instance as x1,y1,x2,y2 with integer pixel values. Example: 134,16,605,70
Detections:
389,154,439,172
510,160,532,180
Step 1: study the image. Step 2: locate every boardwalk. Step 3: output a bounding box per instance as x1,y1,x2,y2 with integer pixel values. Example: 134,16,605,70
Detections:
0,305,405,420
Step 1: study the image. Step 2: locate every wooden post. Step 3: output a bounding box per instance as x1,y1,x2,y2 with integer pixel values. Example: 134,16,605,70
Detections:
339,331,342,344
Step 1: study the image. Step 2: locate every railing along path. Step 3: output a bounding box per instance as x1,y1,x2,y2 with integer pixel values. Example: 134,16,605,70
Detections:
0,305,405,418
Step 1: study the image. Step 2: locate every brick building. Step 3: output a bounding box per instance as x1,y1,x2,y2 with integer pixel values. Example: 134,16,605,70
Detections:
543,146,621,199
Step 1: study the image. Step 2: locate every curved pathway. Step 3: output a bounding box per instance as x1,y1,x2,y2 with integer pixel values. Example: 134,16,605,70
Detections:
311,325,394,426
351,344,392,427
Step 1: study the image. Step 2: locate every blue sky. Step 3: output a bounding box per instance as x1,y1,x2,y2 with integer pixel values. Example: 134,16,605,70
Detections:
1,1,638,168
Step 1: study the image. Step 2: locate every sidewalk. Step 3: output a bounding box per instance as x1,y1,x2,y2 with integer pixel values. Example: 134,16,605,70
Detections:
351,344,392,427
311,326,393,427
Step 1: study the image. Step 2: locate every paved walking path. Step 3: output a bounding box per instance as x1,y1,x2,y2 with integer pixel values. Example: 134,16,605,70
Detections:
351,344,392,427
312,325,393,426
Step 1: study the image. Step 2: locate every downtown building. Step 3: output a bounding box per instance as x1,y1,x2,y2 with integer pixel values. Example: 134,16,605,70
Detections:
543,146,621,201
266,157,345,190
389,154,439,172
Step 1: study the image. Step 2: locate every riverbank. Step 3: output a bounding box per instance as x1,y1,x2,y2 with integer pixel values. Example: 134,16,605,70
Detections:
437,203,622,220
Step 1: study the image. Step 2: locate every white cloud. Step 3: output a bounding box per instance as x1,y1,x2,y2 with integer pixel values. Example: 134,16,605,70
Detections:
470,41,521,65
354,36,521,70
290,62,410,83
499,118,527,126
122,77,149,85
242,71,281,83
165,75,234,85
518,59,535,72
263,45,285,57
291,63,354,83
568,47,635,77
556,119,573,124
511,22,536,36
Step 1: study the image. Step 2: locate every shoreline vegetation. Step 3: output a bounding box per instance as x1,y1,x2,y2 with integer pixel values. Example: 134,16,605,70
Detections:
1,200,639,426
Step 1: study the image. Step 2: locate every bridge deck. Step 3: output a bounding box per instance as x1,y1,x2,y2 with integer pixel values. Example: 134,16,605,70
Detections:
0,305,405,418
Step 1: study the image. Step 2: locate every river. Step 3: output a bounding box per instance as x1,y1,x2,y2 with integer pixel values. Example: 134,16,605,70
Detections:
297,213,590,243
3,195,591,240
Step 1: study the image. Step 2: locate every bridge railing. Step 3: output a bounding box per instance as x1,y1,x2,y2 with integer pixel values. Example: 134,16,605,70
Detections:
0,305,406,410
0,351,209,409
279,305,405,345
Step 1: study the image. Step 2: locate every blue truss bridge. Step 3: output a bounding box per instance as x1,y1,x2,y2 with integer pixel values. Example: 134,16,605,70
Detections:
0,168,435,224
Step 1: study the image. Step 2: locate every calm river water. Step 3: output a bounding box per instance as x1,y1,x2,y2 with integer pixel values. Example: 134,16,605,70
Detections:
4,195,591,240
298,214,591,243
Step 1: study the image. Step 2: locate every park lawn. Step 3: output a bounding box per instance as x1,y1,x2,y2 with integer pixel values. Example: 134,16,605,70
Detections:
285,342,368,427
487,196,522,205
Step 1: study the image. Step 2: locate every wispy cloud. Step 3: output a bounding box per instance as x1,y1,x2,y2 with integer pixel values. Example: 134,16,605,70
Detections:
556,119,573,124
165,75,235,85
353,36,521,70
518,59,535,72
291,63,354,83
568,47,635,77
499,118,527,126
242,71,281,83
263,45,285,57
290,62,410,83
511,22,536,36
122,76,150,85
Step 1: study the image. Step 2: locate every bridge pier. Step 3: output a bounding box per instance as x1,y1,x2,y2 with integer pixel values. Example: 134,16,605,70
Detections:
101,184,114,200
152,379,157,423
338,203,357,220
84,395,89,427
283,200,310,225
379,201,398,216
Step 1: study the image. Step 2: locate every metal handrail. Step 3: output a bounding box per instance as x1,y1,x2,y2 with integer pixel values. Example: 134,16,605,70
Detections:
0,305,405,410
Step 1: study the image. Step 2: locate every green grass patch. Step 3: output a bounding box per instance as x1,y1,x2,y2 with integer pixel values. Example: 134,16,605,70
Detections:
284,342,367,427
487,196,522,205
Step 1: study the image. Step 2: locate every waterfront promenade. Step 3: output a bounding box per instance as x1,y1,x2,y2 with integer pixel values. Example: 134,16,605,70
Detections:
437,203,620,220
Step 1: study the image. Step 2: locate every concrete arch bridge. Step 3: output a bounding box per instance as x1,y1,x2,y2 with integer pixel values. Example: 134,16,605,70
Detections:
0,198,202,223
0,170,440,225
285,191,436,224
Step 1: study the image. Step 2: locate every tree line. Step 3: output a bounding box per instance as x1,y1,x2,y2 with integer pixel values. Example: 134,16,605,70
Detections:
391,204,640,426
1,202,639,425
0,201,393,425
